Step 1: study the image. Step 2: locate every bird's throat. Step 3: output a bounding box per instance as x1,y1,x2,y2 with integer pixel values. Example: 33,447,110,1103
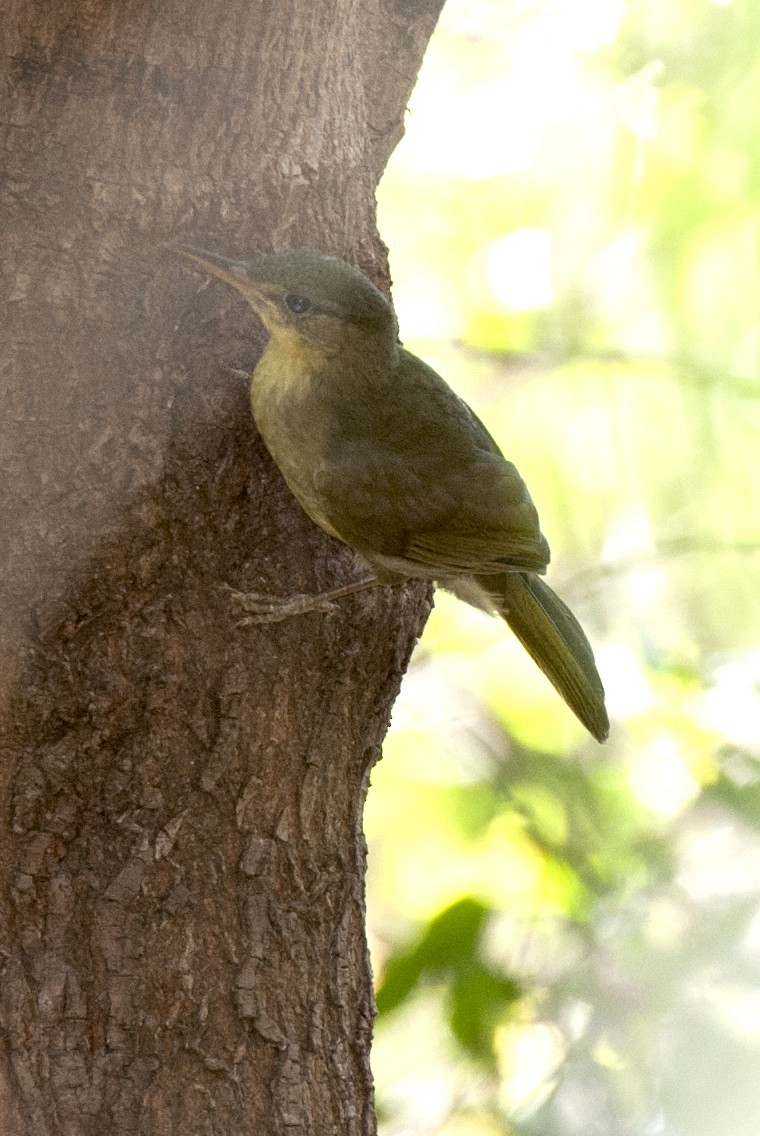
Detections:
262,326,335,377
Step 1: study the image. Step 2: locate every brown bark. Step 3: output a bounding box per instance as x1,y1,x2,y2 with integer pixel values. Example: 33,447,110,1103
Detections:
0,0,443,1131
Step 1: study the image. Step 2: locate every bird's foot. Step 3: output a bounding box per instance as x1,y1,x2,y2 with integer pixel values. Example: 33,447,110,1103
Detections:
222,575,378,625
222,585,339,624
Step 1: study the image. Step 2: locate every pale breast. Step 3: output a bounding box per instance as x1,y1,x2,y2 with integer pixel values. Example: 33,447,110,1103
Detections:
249,339,342,540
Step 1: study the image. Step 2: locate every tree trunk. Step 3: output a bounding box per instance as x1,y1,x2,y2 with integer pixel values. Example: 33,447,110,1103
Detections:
0,0,443,1131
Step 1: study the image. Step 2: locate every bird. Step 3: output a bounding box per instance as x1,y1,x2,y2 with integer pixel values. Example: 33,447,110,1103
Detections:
175,245,609,742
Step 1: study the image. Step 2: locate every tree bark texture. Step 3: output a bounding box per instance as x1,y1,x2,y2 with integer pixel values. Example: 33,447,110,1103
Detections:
0,0,443,1131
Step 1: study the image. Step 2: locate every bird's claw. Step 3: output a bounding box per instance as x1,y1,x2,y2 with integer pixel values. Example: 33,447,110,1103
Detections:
221,584,339,624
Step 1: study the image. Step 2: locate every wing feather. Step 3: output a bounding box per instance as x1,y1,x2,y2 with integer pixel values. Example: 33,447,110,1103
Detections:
313,346,550,575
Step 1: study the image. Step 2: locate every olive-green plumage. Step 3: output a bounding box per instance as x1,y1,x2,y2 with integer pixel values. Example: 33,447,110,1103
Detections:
177,245,609,742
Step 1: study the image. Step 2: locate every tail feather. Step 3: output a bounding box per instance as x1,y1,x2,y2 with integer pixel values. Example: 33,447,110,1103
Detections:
483,572,609,742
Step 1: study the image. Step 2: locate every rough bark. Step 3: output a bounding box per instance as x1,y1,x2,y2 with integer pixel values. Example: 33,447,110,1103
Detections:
0,0,444,1131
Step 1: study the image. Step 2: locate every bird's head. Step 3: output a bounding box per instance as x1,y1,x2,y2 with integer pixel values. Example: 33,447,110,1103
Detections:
174,245,397,355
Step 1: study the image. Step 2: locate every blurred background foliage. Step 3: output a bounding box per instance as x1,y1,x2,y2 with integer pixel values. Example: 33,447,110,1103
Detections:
368,0,760,1132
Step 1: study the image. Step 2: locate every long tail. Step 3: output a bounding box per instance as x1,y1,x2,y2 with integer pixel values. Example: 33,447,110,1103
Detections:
483,572,609,742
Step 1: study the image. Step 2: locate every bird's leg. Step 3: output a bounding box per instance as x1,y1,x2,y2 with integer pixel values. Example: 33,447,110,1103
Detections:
222,575,380,625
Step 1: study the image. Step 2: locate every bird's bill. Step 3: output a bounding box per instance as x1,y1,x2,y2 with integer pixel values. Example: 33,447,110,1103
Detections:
173,245,275,322
174,245,253,292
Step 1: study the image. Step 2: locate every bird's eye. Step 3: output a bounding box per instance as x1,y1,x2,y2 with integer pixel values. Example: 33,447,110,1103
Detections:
284,294,311,314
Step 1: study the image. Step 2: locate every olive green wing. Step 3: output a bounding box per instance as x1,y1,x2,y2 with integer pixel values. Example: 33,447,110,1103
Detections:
315,347,550,575
399,448,549,574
